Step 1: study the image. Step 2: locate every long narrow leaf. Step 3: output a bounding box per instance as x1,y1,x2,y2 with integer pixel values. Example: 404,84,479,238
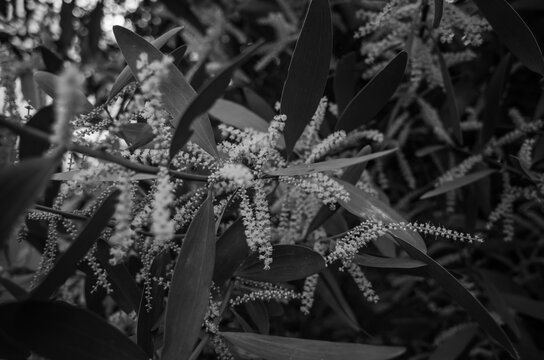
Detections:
436,46,462,144
108,27,184,100
336,51,407,133
162,192,215,360
281,0,332,156
30,190,119,300
170,42,262,160
396,238,519,359
473,0,544,75
266,148,396,177
112,26,218,157
221,332,405,360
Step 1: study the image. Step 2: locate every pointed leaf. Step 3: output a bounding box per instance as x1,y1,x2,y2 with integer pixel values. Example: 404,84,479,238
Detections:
33,71,93,113
243,87,276,121
214,218,249,286
336,51,407,133
170,42,262,160
266,148,396,177
281,0,332,155
108,27,184,100
209,99,269,133
336,179,427,253
237,245,325,282
95,240,141,313
421,169,496,199
473,0,544,75
317,268,361,331
396,238,519,359
430,323,478,360
503,294,544,321
0,301,148,360
433,0,444,28
221,332,405,360
30,190,119,300
334,52,357,115
0,157,58,249
0,277,29,300
19,106,54,159
354,253,426,269
162,192,215,360
112,26,218,157
436,47,463,144
480,54,512,147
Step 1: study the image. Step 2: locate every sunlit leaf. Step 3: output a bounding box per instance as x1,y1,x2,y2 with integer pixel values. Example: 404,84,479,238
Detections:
209,99,269,133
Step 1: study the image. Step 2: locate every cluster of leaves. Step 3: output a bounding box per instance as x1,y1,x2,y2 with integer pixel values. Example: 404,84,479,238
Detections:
1,0,544,360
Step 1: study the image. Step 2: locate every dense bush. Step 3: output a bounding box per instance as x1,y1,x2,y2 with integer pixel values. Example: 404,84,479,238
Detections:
1,0,543,359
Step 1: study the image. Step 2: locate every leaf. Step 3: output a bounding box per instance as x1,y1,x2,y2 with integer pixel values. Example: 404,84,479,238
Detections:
436,46,462,144
51,170,156,182
503,294,544,321
30,190,119,300
334,52,357,115
112,26,218,157
281,0,332,156
221,332,405,360
317,268,360,331
429,323,478,360
0,301,148,360
108,26,184,100
95,240,141,314
336,51,407,133
162,192,215,360
0,157,58,249
209,99,269,133
479,54,512,147
18,106,54,159
243,87,276,121
0,277,29,300
473,0,544,75
336,179,427,253
420,169,496,199
237,245,325,282
354,253,426,269
266,148,396,177
169,42,262,160
33,71,94,113
213,218,249,286
396,238,519,359
244,301,270,334
433,0,444,28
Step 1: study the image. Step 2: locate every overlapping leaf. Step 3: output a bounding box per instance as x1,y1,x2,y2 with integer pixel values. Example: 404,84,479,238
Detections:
170,42,262,160
421,169,496,199
0,301,148,360
336,51,407,133
30,190,119,300
237,245,325,282
162,192,215,360
281,0,332,156
473,0,544,75
112,26,218,157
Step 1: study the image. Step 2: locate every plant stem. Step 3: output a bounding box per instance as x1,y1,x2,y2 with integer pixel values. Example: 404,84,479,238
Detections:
0,116,208,182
